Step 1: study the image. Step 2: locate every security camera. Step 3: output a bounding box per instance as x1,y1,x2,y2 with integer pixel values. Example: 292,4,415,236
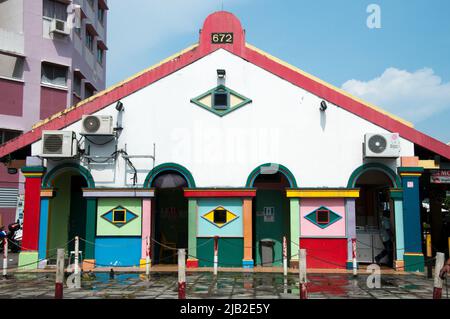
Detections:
116,101,124,112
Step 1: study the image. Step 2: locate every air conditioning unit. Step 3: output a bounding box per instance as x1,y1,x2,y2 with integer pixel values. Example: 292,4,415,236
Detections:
50,19,70,36
41,131,78,158
364,133,401,158
81,115,114,135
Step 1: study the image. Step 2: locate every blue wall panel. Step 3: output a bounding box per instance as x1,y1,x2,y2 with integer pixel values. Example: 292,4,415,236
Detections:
95,237,141,267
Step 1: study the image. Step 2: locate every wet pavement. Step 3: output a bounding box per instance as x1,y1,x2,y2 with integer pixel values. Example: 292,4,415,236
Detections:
0,272,448,299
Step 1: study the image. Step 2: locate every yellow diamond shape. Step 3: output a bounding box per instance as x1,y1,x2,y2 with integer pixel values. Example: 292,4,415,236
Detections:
202,206,238,228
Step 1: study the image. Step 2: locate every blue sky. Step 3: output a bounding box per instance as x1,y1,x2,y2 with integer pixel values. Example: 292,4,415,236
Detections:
107,0,450,143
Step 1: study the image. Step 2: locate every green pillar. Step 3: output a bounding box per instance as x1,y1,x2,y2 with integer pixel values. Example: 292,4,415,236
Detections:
187,199,198,267
85,198,97,259
290,198,300,267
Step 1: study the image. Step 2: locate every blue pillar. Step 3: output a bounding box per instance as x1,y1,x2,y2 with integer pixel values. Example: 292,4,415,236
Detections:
398,167,424,272
390,189,404,270
38,198,50,260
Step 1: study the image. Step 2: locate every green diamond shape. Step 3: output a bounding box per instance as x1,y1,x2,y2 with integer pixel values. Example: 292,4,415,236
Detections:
304,206,342,229
190,85,252,117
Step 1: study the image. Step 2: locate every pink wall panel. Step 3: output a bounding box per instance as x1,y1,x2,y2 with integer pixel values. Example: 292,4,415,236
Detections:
0,79,23,116
141,198,152,259
0,164,19,188
300,198,346,237
40,86,67,120
0,208,17,227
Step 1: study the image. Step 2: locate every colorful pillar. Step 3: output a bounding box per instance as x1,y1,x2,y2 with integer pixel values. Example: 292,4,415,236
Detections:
187,199,198,268
140,198,152,267
398,167,424,272
289,198,300,268
390,189,405,270
345,198,356,270
38,188,54,263
19,166,46,270
242,198,253,268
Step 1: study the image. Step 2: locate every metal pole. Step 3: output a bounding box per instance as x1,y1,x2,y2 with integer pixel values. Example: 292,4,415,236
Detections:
299,249,308,299
146,236,151,278
352,238,357,277
178,249,186,299
55,248,64,299
74,236,81,289
433,252,445,299
214,236,219,276
283,236,288,277
426,233,433,279
2,239,8,279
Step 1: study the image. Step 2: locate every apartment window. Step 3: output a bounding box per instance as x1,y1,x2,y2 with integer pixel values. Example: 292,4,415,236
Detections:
0,129,21,146
41,62,68,87
43,0,68,21
86,29,94,51
98,7,105,24
85,83,95,98
73,73,82,97
0,53,24,80
96,46,103,65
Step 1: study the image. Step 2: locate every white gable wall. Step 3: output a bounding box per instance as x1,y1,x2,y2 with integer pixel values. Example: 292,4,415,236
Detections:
32,49,414,188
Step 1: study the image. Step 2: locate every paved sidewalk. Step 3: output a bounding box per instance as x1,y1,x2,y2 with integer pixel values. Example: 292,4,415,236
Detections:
0,272,448,299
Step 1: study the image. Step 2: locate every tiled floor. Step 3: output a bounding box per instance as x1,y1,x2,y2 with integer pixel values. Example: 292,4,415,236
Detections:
0,272,448,299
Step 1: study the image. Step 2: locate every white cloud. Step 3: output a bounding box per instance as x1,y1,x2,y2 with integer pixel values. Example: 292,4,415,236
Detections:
341,68,450,123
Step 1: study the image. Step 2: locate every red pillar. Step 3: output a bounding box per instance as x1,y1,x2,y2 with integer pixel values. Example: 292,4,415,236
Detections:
21,167,46,251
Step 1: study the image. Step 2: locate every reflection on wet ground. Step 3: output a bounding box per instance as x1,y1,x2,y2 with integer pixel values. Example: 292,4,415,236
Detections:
0,272,448,299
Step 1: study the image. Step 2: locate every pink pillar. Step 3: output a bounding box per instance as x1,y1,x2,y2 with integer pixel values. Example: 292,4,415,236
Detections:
141,198,152,260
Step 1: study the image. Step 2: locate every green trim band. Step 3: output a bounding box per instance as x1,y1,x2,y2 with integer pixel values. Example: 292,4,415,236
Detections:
398,167,425,174
347,163,401,188
246,163,298,188
389,189,404,200
21,166,46,174
144,163,196,188
42,163,95,188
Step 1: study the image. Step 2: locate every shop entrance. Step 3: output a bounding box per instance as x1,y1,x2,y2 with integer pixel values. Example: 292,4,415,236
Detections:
355,170,395,266
47,171,88,259
152,171,188,265
252,172,290,267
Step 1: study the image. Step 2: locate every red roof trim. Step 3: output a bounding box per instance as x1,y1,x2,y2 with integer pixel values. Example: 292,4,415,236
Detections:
1,11,449,160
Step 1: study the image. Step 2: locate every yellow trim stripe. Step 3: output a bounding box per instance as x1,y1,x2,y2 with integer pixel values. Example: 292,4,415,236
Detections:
287,189,360,198
404,253,424,256
32,44,200,130
246,43,414,128
400,173,422,177
23,173,44,178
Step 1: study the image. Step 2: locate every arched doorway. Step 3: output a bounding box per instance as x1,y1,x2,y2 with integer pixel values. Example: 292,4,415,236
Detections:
147,164,193,265
351,166,399,266
248,164,296,267
44,165,93,259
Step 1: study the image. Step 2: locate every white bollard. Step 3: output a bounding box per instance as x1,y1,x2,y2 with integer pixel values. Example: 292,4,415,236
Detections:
213,236,219,276
299,249,308,299
55,249,65,299
2,239,8,278
283,236,288,277
146,236,151,278
433,252,445,299
74,236,81,289
178,249,186,299
352,238,358,277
